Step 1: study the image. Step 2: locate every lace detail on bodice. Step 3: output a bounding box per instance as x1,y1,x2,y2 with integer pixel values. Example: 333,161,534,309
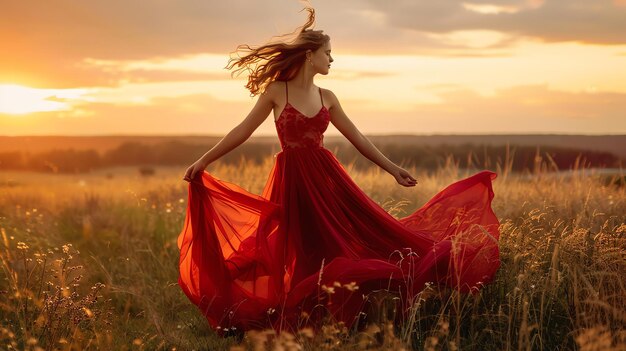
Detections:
275,103,330,150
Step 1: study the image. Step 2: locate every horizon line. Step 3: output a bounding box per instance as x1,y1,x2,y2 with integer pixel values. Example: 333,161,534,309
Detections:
1,133,625,137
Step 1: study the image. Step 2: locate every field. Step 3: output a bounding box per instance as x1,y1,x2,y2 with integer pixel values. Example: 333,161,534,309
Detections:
0,155,624,350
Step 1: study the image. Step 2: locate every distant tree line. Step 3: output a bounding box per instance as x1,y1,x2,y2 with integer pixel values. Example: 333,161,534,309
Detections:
0,140,620,173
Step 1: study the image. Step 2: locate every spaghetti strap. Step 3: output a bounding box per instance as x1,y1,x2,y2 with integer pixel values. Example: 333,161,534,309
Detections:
285,81,289,103
319,87,324,107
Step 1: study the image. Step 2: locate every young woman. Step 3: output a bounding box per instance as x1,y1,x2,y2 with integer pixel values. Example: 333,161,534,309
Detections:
178,7,500,333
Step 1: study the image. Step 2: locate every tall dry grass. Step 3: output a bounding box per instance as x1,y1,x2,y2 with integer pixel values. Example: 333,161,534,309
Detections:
0,153,624,350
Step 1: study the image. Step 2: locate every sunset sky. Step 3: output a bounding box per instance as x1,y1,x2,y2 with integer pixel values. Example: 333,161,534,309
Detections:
1,0,625,136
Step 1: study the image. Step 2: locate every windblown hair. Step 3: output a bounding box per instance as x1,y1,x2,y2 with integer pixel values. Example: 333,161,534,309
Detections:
225,6,330,96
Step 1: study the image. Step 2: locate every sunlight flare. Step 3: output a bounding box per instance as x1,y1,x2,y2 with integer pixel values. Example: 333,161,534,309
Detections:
0,84,87,115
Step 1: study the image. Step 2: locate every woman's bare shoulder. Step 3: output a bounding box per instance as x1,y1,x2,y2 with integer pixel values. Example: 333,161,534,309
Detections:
261,81,286,105
264,81,286,95
254,81,285,109
319,87,339,108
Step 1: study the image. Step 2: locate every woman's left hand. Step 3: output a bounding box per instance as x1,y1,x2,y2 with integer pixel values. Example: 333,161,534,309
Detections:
390,166,418,187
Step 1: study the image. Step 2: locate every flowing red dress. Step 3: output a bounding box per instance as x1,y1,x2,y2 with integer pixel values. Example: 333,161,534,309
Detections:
177,84,500,333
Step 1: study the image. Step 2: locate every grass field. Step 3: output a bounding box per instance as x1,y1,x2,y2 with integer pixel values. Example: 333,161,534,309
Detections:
0,155,624,350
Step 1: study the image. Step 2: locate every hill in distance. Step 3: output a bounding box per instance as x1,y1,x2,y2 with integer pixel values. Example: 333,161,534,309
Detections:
0,134,624,160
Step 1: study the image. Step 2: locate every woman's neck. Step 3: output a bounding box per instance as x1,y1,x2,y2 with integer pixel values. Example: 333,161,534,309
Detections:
289,63,316,90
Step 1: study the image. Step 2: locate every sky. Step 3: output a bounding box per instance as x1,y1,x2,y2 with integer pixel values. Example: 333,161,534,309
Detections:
1,0,625,136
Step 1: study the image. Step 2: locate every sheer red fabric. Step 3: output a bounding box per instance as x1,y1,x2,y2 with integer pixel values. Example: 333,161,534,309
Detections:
178,85,500,332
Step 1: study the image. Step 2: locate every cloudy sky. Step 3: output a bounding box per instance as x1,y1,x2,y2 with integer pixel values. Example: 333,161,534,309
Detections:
1,0,625,136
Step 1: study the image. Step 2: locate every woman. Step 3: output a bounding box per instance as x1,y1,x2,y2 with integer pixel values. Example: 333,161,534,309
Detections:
178,6,500,333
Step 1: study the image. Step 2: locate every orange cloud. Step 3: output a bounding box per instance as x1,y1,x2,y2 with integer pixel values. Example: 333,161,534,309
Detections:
4,1,624,90
365,0,626,45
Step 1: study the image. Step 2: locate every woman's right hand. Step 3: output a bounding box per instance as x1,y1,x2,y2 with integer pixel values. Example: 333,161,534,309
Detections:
183,159,209,182
390,165,418,187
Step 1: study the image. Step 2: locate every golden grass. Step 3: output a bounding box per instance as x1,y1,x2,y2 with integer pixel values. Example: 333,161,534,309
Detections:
0,155,624,350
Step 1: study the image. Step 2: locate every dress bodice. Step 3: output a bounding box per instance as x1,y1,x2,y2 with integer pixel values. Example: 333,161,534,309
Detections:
275,103,330,150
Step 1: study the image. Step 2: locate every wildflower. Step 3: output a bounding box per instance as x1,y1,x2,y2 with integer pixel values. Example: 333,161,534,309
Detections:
343,281,359,291
83,307,93,318
439,320,450,333
298,327,314,338
321,284,335,294
449,341,459,351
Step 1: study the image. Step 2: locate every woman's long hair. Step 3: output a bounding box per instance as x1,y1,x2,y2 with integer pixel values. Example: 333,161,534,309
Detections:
225,6,330,96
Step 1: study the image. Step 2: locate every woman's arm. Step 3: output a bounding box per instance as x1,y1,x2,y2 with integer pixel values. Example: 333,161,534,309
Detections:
183,84,277,182
326,89,417,187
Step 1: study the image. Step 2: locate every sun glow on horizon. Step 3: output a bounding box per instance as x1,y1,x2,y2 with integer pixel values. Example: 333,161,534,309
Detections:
0,84,88,115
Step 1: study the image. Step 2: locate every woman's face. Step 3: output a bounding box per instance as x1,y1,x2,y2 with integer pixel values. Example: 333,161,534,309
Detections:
309,41,333,75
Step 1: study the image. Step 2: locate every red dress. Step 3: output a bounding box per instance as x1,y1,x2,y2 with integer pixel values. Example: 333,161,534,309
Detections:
177,83,500,333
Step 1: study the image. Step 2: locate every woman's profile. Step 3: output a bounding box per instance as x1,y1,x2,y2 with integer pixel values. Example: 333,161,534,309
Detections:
177,5,500,333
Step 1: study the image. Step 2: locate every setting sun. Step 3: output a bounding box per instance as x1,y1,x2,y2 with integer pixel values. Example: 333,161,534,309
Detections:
0,84,86,115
